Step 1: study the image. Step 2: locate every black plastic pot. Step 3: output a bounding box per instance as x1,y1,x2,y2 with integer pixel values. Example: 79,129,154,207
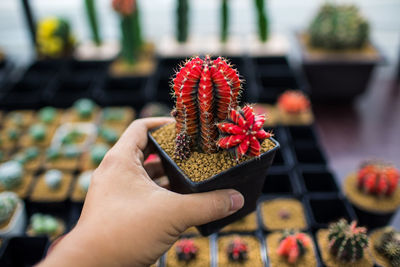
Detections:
299,170,339,195
148,133,279,236
298,35,383,103
287,126,317,144
0,237,49,267
350,204,394,230
262,173,294,195
294,143,327,166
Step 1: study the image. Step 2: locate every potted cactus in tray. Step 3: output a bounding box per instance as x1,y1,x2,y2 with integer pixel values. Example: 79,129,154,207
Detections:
298,3,382,102
149,56,279,235
343,160,400,229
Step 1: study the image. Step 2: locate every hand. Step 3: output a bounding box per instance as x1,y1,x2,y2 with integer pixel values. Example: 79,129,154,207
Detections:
39,117,244,267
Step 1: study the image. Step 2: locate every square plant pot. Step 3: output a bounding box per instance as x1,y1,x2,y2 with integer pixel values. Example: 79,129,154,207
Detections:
287,126,317,144
299,170,339,195
0,237,49,267
294,143,327,165
262,173,294,195
297,34,383,103
148,133,279,236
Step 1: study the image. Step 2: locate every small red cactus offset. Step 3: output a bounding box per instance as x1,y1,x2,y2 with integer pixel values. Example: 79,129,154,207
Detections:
112,0,136,16
357,161,400,196
174,132,191,160
227,237,248,262
175,239,198,262
278,90,310,114
277,231,311,264
217,105,272,160
172,56,241,154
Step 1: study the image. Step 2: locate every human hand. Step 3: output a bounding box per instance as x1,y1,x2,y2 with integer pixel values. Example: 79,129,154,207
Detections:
39,117,244,267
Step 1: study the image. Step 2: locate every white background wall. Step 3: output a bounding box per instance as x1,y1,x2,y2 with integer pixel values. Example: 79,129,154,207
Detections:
0,0,399,70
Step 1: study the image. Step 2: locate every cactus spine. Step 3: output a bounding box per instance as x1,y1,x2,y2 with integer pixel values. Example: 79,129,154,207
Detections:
375,227,400,267
309,3,369,50
357,161,399,196
328,219,368,262
113,0,143,65
172,56,242,155
254,0,269,42
84,0,102,46
221,0,229,43
176,0,189,43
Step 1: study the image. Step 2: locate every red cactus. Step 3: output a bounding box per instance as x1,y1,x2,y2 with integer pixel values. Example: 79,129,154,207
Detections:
172,56,241,154
216,105,272,160
277,231,311,264
112,0,136,16
357,161,400,196
175,239,198,262
277,90,310,114
227,237,248,262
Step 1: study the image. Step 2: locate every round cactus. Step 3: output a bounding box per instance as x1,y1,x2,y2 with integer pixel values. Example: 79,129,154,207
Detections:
227,237,248,262
90,144,109,165
277,90,310,114
62,145,82,158
328,219,368,262
0,192,19,224
309,3,369,50
38,107,57,124
375,227,400,267
44,169,63,190
73,98,96,119
277,231,311,264
78,171,93,192
0,161,23,190
357,161,399,197
46,147,61,161
175,238,198,262
30,213,59,235
29,124,47,142
217,105,272,160
99,127,119,144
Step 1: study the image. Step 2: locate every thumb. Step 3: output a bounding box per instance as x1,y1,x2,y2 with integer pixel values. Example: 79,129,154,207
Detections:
177,189,244,228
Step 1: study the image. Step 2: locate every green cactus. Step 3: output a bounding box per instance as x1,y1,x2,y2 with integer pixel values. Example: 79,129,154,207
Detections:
0,161,23,190
0,192,18,224
328,219,368,262
73,98,96,119
29,124,47,142
84,0,102,46
90,144,109,165
176,0,189,43
254,0,269,42
31,213,59,235
375,227,400,267
309,3,369,50
44,169,63,190
221,0,229,43
38,106,57,124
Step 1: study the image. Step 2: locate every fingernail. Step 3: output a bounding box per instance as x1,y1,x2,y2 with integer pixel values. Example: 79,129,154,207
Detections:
229,191,244,212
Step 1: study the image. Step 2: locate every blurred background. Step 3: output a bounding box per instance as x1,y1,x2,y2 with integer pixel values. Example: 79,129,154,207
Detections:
0,0,400,266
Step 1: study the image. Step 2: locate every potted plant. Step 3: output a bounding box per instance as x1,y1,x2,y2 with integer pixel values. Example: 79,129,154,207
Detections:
0,161,33,198
343,160,400,229
316,219,374,267
109,0,155,77
298,3,382,102
0,192,26,237
276,90,314,126
217,235,263,266
176,0,189,44
165,237,211,266
267,230,318,267
26,213,66,241
149,55,279,235
369,226,400,267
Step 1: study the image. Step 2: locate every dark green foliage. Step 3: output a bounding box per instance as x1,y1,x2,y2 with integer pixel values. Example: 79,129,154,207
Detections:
375,227,400,267
328,219,368,262
221,0,229,43
176,0,189,43
84,0,102,46
254,0,269,42
309,3,369,50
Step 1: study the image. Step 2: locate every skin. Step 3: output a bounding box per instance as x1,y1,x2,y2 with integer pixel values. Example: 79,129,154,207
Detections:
38,117,244,267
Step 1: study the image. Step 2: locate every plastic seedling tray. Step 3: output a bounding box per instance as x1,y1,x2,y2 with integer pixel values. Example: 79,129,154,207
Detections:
294,143,327,165
0,237,49,267
299,170,340,195
305,196,357,230
253,56,289,67
262,173,294,195
288,126,317,143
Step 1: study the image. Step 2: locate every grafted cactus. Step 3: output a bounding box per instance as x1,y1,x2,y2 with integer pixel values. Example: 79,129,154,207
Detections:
328,219,368,262
175,238,198,262
172,56,242,154
375,227,400,267
227,237,248,262
277,231,311,264
357,161,399,196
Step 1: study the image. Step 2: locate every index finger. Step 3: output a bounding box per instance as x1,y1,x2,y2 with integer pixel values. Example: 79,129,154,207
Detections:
113,117,174,157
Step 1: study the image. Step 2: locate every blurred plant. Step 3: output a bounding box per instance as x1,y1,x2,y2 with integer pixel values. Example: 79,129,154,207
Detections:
176,0,189,43
0,161,23,190
328,219,368,262
84,0,102,46
112,0,143,65
277,231,311,264
357,161,399,196
30,213,59,235
227,237,248,262
221,0,229,43
277,90,310,114
175,238,198,262
375,227,400,267
0,192,18,225
36,17,76,58
254,0,269,42
309,3,369,50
